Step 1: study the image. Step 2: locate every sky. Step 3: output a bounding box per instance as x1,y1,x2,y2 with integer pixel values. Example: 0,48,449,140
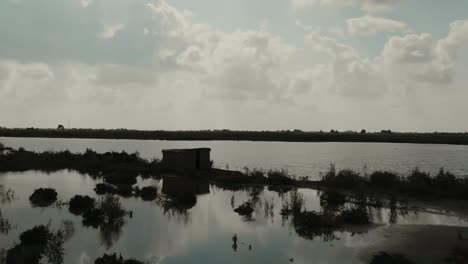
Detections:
1,0,468,132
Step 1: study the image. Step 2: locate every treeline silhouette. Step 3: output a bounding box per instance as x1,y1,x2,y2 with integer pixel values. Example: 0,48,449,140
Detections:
1,128,468,145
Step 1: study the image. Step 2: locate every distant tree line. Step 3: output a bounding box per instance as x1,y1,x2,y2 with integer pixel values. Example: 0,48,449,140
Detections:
0,128,468,145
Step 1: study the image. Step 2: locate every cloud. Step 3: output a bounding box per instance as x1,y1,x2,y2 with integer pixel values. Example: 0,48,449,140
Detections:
347,15,408,36
80,0,93,8
1,0,468,131
292,0,399,12
99,23,125,39
381,21,468,84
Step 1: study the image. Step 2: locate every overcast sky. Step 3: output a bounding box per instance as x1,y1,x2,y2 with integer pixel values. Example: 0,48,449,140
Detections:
1,0,468,132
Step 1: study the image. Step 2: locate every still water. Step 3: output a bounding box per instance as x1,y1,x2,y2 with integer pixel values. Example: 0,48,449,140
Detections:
1,137,468,179
0,171,467,264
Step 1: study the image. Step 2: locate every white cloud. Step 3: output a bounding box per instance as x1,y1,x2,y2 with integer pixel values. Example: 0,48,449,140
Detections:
347,15,408,36
99,23,125,39
80,0,93,8
292,0,399,12
1,0,468,131
381,22,468,85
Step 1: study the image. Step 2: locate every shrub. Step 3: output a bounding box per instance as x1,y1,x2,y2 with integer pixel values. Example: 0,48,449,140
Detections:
82,209,105,228
322,168,364,188
369,171,400,187
69,195,95,215
405,168,433,197
98,195,126,224
6,224,65,264
234,202,254,216
82,195,127,228
433,168,457,191
140,186,157,201
29,188,58,207
267,169,294,185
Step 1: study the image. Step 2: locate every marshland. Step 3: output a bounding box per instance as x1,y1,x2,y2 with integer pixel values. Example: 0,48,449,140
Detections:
1,137,468,264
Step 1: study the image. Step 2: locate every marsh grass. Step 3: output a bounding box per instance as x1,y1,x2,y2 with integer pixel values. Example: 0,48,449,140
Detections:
320,164,468,200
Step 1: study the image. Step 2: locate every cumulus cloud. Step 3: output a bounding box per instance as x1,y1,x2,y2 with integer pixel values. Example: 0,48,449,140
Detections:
381,21,468,84
1,0,468,131
292,0,399,12
347,15,408,36
99,23,125,39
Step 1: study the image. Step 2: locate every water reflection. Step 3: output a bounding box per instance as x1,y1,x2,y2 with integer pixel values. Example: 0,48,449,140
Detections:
3,222,69,264
0,170,467,264
99,220,124,249
157,175,210,222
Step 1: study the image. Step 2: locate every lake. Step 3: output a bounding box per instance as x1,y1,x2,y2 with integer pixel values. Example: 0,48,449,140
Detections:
1,170,467,264
1,137,468,179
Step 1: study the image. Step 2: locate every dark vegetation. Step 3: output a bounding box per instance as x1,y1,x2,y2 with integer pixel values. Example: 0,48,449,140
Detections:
68,195,95,215
0,184,15,204
234,202,254,216
0,147,161,179
2,145,468,204
137,186,158,201
280,190,372,241
94,253,146,264
320,165,468,200
2,128,468,145
0,147,162,201
81,195,129,229
369,252,416,264
0,209,11,235
29,188,58,207
6,224,66,264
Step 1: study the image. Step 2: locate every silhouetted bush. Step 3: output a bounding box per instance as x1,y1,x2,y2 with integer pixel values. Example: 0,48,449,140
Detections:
433,168,457,191
82,209,105,228
0,148,161,180
94,253,146,264
6,224,65,264
69,195,95,215
234,202,254,216
267,169,294,185
139,186,157,201
369,171,400,187
82,195,128,228
369,252,416,264
322,167,364,188
405,168,433,197
29,188,57,207
319,166,468,201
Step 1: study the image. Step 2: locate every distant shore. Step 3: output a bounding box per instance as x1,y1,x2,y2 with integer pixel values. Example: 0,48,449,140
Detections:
1,128,468,145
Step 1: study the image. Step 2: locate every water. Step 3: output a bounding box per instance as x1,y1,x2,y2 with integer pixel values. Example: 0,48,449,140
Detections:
2,137,468,179
0,171,467,264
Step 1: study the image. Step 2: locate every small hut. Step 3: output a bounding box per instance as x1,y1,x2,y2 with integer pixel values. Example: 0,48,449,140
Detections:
161,148,212,172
